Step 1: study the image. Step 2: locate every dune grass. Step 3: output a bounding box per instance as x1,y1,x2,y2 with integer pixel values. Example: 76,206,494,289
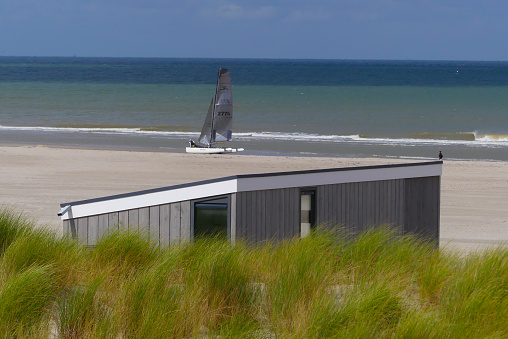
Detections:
0,209,506,338
0,209,31,255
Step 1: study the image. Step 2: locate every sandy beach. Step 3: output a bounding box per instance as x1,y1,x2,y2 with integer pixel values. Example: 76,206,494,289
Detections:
1,144,506,253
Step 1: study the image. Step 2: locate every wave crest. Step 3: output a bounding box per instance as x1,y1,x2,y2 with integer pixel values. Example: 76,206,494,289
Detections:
0,125,506,148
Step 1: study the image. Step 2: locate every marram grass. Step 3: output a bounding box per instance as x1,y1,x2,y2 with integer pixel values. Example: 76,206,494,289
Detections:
0,209,506,338
0,209,31,255
0,265,57,337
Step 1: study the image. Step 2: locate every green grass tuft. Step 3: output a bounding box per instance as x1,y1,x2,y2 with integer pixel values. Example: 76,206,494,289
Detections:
56,275,106,338
90,228,159,275
1,227,83,287
0,208,506,338
0,265,58,336
0,209,31,255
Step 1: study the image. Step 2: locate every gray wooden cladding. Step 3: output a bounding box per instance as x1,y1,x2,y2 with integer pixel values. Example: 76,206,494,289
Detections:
64,201,191,247
64,175,440,246
404,176,440,240
234,176,440,244
235,187,301,243
316,179,407,235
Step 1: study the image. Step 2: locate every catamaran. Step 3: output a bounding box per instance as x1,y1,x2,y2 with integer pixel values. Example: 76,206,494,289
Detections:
186,68,244,154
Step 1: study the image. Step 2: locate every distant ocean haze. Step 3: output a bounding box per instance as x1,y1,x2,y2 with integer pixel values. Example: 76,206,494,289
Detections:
0,57,507,160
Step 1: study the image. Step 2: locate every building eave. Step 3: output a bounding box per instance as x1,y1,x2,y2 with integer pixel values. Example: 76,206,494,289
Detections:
59,161,442,220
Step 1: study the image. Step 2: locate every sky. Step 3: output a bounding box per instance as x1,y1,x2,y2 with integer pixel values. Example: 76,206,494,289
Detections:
1,0,507,61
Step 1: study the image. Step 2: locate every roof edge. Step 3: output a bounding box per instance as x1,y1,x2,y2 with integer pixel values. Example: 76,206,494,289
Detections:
61,161,442,208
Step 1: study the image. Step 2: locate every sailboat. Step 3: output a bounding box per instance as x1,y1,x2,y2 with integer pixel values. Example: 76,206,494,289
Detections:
186,68,244,154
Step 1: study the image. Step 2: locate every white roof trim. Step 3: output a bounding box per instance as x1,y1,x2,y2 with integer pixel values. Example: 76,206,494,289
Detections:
62,179,237,220
237,163,442,192
60,162,442,220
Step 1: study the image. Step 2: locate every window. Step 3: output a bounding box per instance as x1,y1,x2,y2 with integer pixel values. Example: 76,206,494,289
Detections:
193,196,229,240
300,189,316,238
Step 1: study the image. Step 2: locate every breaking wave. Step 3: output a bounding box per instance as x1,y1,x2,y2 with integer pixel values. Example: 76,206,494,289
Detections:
233,131,508,148
0,125,507,149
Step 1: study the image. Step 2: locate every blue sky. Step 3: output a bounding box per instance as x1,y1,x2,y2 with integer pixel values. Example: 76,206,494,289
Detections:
1,0,507,60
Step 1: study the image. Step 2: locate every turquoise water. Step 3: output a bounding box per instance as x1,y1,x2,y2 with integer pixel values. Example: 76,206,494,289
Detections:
0,57,507,160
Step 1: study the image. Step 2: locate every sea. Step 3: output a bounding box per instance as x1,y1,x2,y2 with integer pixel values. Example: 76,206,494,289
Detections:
1,57,507,161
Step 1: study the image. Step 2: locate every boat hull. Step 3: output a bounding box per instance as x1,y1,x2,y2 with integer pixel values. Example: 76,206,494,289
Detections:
185,147,244,154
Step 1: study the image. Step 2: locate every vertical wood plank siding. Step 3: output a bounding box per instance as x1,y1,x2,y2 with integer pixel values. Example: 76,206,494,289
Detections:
118,211,128,230
138,207,150,234
234,177,439,244
76,218,88,245
180,201,191,242
235,187,300,244
88,216,99,246
128,209,139,232
68,201,193,247
230,193,237,244
64,176,439,246
169,203,181,243
108,212,119,232
404,177,440,241
316,179,407,236
159,204,170,246
149,206,160,246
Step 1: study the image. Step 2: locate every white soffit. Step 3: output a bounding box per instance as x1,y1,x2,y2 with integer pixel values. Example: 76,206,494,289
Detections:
62,179,237,220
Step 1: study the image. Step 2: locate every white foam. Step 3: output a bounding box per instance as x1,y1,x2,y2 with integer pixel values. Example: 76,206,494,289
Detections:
233,131,508,148
1,125,507,149
0,125,198,137
475,134,508,142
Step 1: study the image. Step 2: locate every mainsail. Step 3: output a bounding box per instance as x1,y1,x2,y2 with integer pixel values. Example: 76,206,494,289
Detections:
198,68,233,146
198,99,214,146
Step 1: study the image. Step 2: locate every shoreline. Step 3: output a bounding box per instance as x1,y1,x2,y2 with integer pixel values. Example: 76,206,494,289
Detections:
1,143,506,253
2,125,508,162
3,140,507,163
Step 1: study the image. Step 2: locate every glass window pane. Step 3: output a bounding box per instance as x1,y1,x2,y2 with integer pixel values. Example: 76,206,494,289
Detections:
301,194,311,211
194,203,227,239
301,193,314,238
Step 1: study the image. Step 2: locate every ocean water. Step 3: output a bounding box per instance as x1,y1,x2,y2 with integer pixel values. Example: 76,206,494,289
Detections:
0,57,507,161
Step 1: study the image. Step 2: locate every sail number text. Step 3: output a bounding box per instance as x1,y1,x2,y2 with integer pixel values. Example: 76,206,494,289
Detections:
216,111,231,117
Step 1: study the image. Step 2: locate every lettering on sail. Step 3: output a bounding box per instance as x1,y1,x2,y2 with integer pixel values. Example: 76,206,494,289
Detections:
217,98,231,105
216,111,231,117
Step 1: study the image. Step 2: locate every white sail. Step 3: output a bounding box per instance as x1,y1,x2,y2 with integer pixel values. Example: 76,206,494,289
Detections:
211,68,233,143
198,99,214,146
197,68,233,146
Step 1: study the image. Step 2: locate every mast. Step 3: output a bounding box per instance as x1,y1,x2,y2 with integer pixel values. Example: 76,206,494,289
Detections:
210,67,222,146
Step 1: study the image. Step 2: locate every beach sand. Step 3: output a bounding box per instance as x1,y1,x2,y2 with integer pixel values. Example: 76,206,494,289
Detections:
1,144,506,253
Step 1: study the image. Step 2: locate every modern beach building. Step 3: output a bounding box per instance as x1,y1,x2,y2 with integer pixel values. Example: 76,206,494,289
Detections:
58,161,442,246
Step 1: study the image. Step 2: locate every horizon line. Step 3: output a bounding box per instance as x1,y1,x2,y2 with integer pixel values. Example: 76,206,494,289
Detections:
1,55,508,63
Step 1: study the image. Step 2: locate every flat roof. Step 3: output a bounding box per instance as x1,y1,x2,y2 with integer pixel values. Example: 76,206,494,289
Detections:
59,161,442,220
